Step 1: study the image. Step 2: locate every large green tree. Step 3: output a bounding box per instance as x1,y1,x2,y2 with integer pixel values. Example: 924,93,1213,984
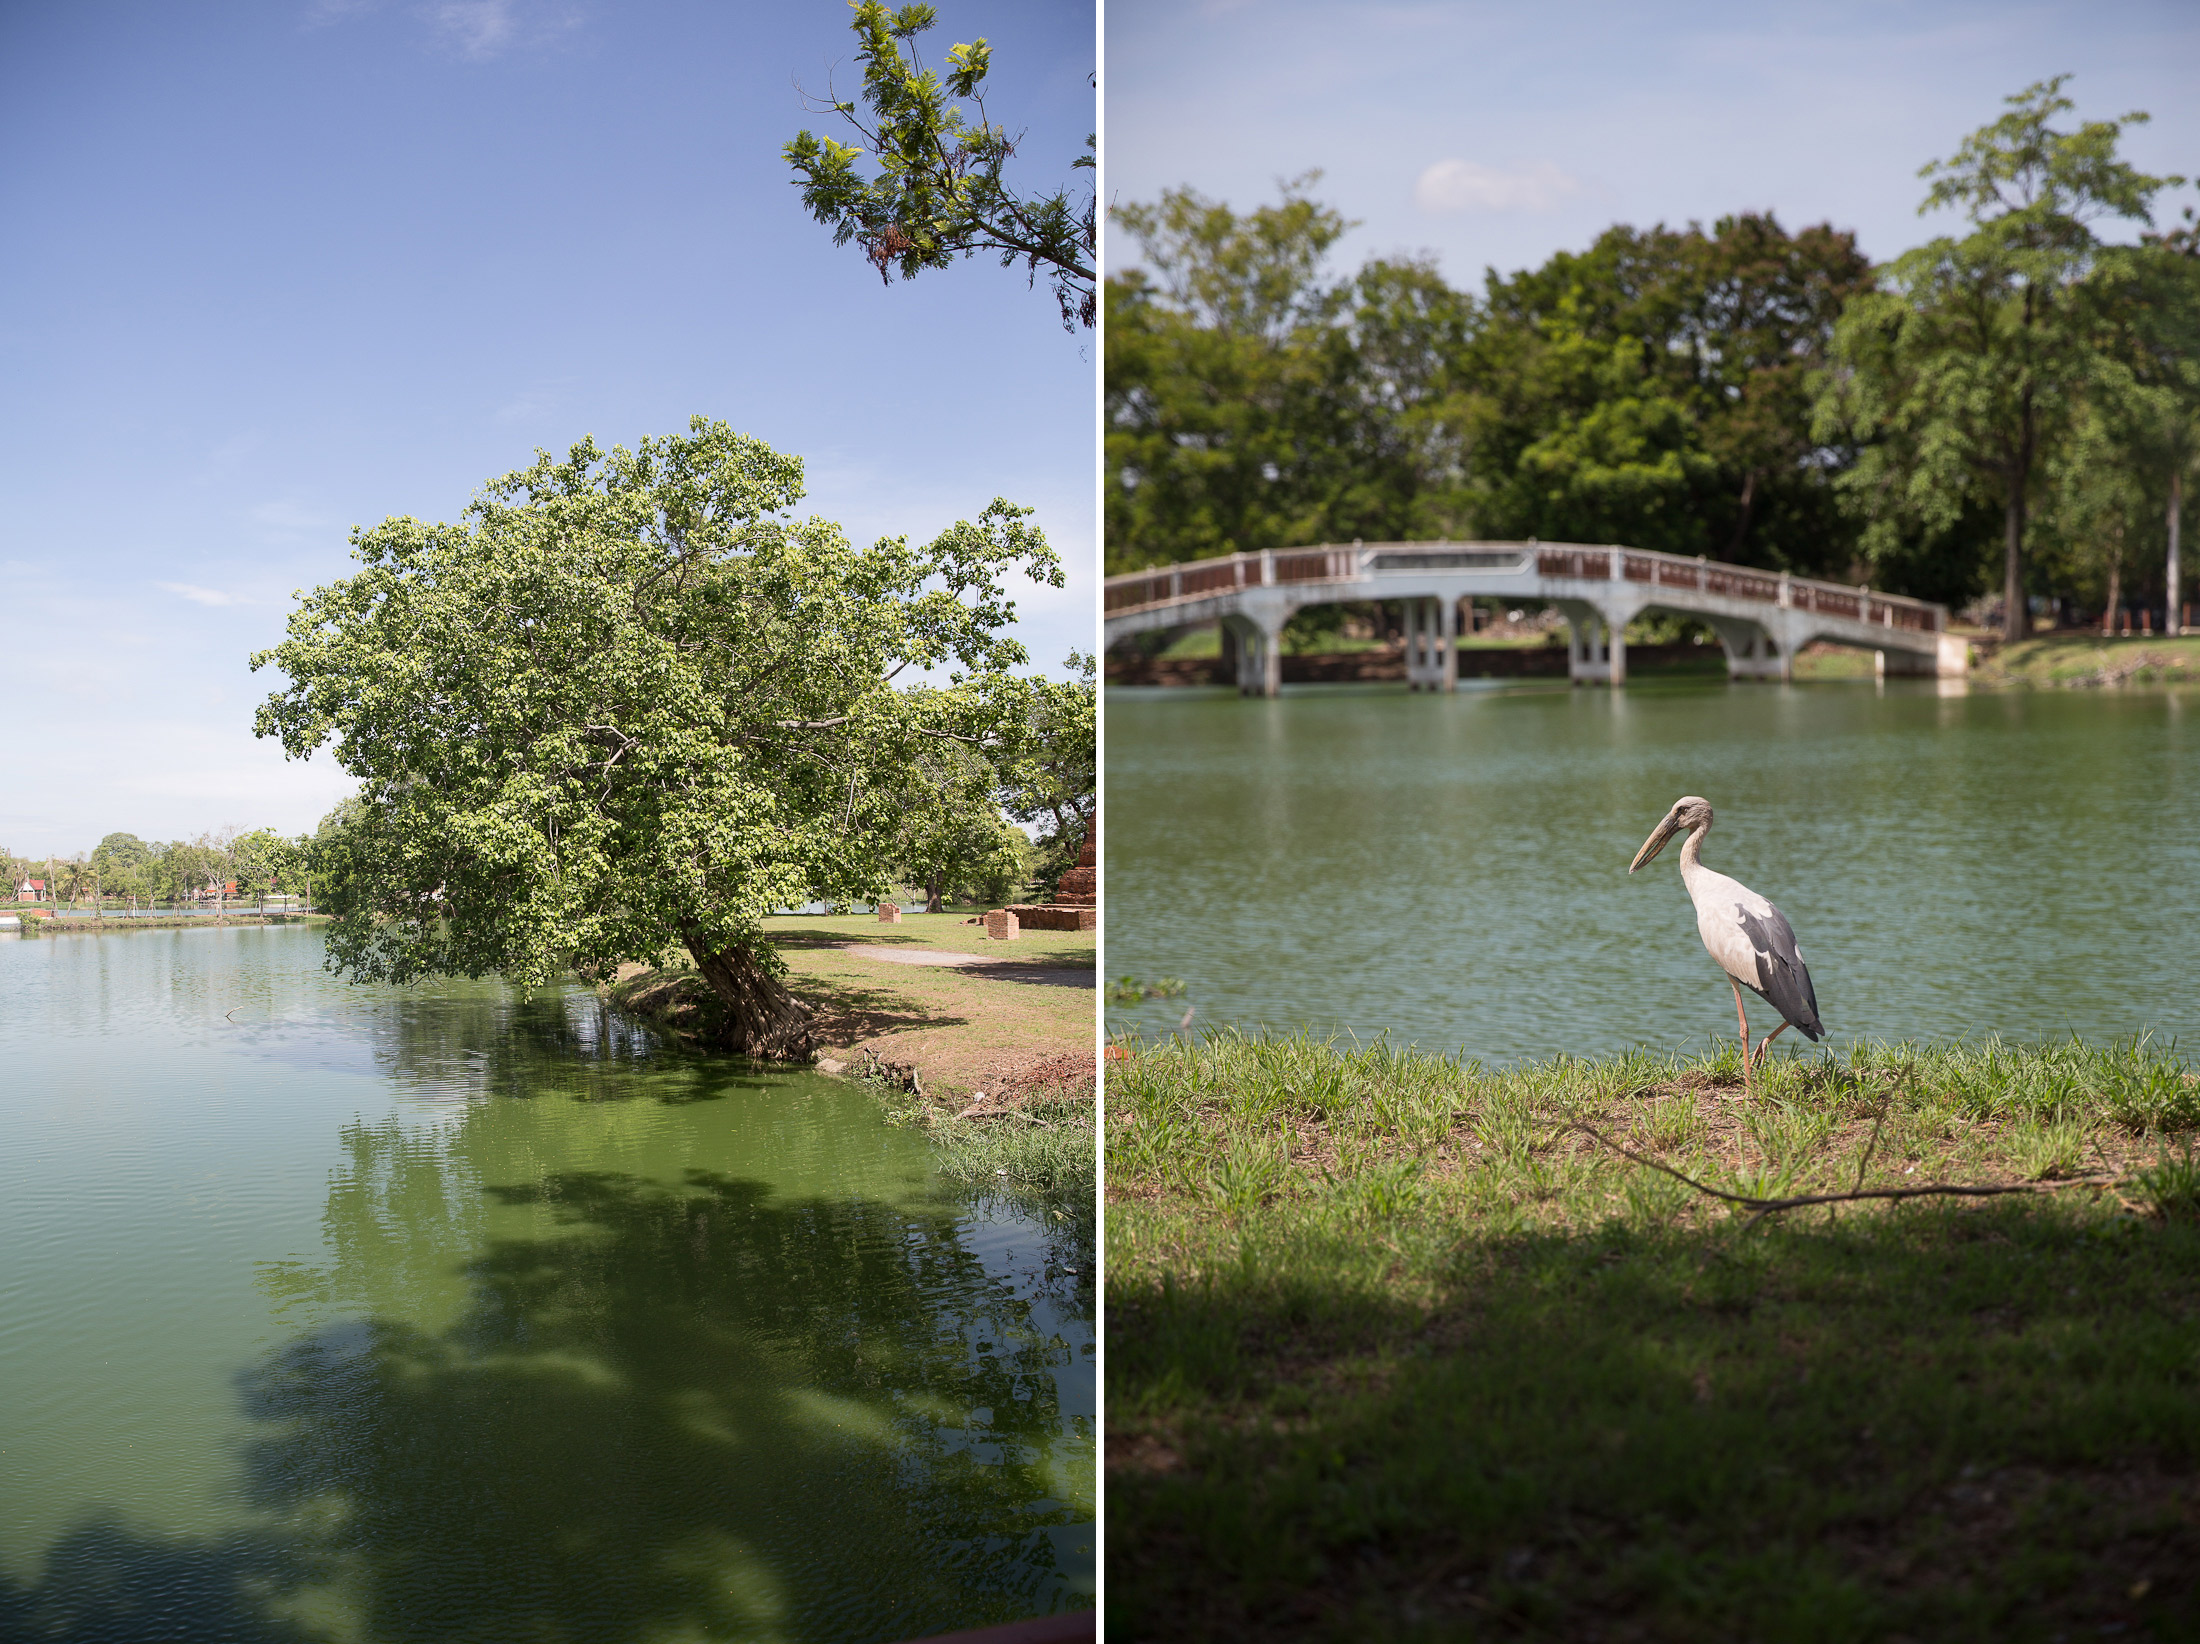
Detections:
253,418,1060,1059
2101,228,2200,633
1106,179,1871,576
893,740,1022,913
1105,177,1360,569
994,650,1094,893
786,2,1094,329
1814,78,2178,640
1464,215,1872,568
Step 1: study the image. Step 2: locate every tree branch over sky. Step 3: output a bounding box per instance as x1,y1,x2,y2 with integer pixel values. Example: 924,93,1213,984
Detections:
785,2,1095,330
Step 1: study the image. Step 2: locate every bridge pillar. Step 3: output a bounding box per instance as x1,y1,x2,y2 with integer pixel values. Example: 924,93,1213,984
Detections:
1558,601,1625,685
1876,635,1970,679
1222,608,1286,697
1707,616,1788,682
1403,597,1460,692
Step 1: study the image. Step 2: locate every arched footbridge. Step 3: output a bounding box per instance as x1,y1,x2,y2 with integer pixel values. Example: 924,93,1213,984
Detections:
1104,541,1969,695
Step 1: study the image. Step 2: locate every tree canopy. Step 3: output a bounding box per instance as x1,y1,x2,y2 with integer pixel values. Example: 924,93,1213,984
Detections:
1108,79,2198,628
1813,78,2182,638
786,2,1095,329
1106,178,1872,577
253,417,1062,1058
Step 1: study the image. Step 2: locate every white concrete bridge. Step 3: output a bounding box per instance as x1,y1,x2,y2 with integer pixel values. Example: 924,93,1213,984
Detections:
1104,540,1968,695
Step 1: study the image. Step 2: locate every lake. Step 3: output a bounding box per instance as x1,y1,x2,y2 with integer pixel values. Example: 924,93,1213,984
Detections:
0,924,1092,1642
1104,679,2200,1062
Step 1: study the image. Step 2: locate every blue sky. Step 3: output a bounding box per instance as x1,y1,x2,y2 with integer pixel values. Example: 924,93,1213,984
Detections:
1105,0,2200,284
0,0,1095,856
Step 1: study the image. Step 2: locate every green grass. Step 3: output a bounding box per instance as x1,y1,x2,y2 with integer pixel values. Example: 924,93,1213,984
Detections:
1980,632,2200,688
1106,1031,2200,1641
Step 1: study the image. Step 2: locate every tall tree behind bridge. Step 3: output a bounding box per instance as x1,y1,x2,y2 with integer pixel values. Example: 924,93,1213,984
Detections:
1105,179,1871,578
1814,77,2178,641
1460,214,1872,570
1105,176,1365,570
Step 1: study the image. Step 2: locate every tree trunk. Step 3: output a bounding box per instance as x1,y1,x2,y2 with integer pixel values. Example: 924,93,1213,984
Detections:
1727,468,1759,560
926,869,944,914
2002,486,2028,644
2103,558,2121,638
680,922,816,1060
2169,470,2184,639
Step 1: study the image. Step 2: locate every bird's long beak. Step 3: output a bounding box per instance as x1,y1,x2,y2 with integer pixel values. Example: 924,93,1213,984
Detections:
1629,813,1680,873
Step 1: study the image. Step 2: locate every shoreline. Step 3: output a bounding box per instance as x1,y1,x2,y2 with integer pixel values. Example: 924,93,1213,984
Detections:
8,911,329,934
1106,630,2200,690
603,914,1098,1202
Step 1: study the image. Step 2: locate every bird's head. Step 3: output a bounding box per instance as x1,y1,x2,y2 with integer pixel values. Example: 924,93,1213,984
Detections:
1628,796,1712,873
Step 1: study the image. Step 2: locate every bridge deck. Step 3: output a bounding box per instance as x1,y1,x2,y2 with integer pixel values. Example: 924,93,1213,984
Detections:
1103,541,1963,692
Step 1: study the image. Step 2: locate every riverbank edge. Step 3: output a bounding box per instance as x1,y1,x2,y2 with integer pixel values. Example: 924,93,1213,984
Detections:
602,966,1097,1204
9,911,332,934
1107,630,2200,689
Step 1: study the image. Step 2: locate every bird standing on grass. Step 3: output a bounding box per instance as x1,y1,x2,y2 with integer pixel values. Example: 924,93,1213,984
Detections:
1629,796,1823,1096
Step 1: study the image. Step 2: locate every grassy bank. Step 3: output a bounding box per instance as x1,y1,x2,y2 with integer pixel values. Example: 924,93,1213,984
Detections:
1978,632,2200,688
10,911,328,933
607,913,1097,1205
1106,1031,2200,1641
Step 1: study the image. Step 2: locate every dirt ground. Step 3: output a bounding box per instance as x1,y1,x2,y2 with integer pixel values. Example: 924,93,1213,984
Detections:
612,912,1096,1104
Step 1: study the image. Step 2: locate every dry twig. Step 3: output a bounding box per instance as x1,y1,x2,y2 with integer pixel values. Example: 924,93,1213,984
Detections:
1564,1078,2128,1222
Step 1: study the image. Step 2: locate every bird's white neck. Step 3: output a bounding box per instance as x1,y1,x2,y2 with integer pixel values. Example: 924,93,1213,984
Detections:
1678,820,1709,888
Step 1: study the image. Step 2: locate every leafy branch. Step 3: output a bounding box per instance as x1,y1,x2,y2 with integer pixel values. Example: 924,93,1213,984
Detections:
785,2,1094,330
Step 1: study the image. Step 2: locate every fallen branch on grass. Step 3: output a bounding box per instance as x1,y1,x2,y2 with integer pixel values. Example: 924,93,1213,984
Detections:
953,1103,1056,1126
1562,1115,2126,1220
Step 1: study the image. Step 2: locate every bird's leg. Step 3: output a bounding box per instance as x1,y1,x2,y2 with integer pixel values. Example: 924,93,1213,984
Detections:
1753,1020,1792,1073
1730,978,1754,1100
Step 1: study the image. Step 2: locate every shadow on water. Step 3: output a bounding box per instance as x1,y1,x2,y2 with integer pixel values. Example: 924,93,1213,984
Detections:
5,963,1091,1643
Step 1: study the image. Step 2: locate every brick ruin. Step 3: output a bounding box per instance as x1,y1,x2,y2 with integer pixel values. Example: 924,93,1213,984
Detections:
995,827,1097,933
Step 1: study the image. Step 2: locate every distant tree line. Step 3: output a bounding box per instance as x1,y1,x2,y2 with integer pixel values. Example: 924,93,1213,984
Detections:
3,828,308,914
1106,79,2200,639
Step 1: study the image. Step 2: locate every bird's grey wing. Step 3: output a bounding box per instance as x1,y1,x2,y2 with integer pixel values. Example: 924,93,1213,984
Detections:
1735,903,1824,1040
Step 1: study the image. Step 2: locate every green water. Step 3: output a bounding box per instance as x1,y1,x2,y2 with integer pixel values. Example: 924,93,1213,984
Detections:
1105,680,2200,1060
0,926,1092,1642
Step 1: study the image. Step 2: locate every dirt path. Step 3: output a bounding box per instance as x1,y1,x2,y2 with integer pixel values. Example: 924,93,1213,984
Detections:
842,944,1094,987
607,913,1096,1104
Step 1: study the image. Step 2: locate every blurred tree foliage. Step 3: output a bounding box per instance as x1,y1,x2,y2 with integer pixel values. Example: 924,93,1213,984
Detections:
1815,78,2185,637
1106,175,1871,577
1108,81,2200,624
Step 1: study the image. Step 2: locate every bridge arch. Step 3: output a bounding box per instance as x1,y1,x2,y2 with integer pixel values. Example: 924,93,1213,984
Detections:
1104,541,1967,695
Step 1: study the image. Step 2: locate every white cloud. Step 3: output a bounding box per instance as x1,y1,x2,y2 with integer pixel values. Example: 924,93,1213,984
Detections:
1413,158,1584,214
250,500,329,532
422,0,580,61
158,581,242,607
306,0,580,60
301,0,378,25
493,384,567,424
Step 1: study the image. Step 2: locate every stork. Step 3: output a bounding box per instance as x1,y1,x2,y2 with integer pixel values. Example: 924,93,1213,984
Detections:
1629,796,1823,1095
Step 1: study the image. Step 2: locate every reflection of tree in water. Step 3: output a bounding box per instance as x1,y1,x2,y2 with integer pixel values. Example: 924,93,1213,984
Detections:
243,1166,1086,1640
363,984,683,1105
3,982,1091,1643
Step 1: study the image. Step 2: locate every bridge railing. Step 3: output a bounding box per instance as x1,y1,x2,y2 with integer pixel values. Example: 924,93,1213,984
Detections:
1105,541,1945,633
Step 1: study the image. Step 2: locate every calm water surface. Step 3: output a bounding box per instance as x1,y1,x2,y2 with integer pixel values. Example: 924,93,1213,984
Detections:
1106,680,2200,1060
0,925,1092,1642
